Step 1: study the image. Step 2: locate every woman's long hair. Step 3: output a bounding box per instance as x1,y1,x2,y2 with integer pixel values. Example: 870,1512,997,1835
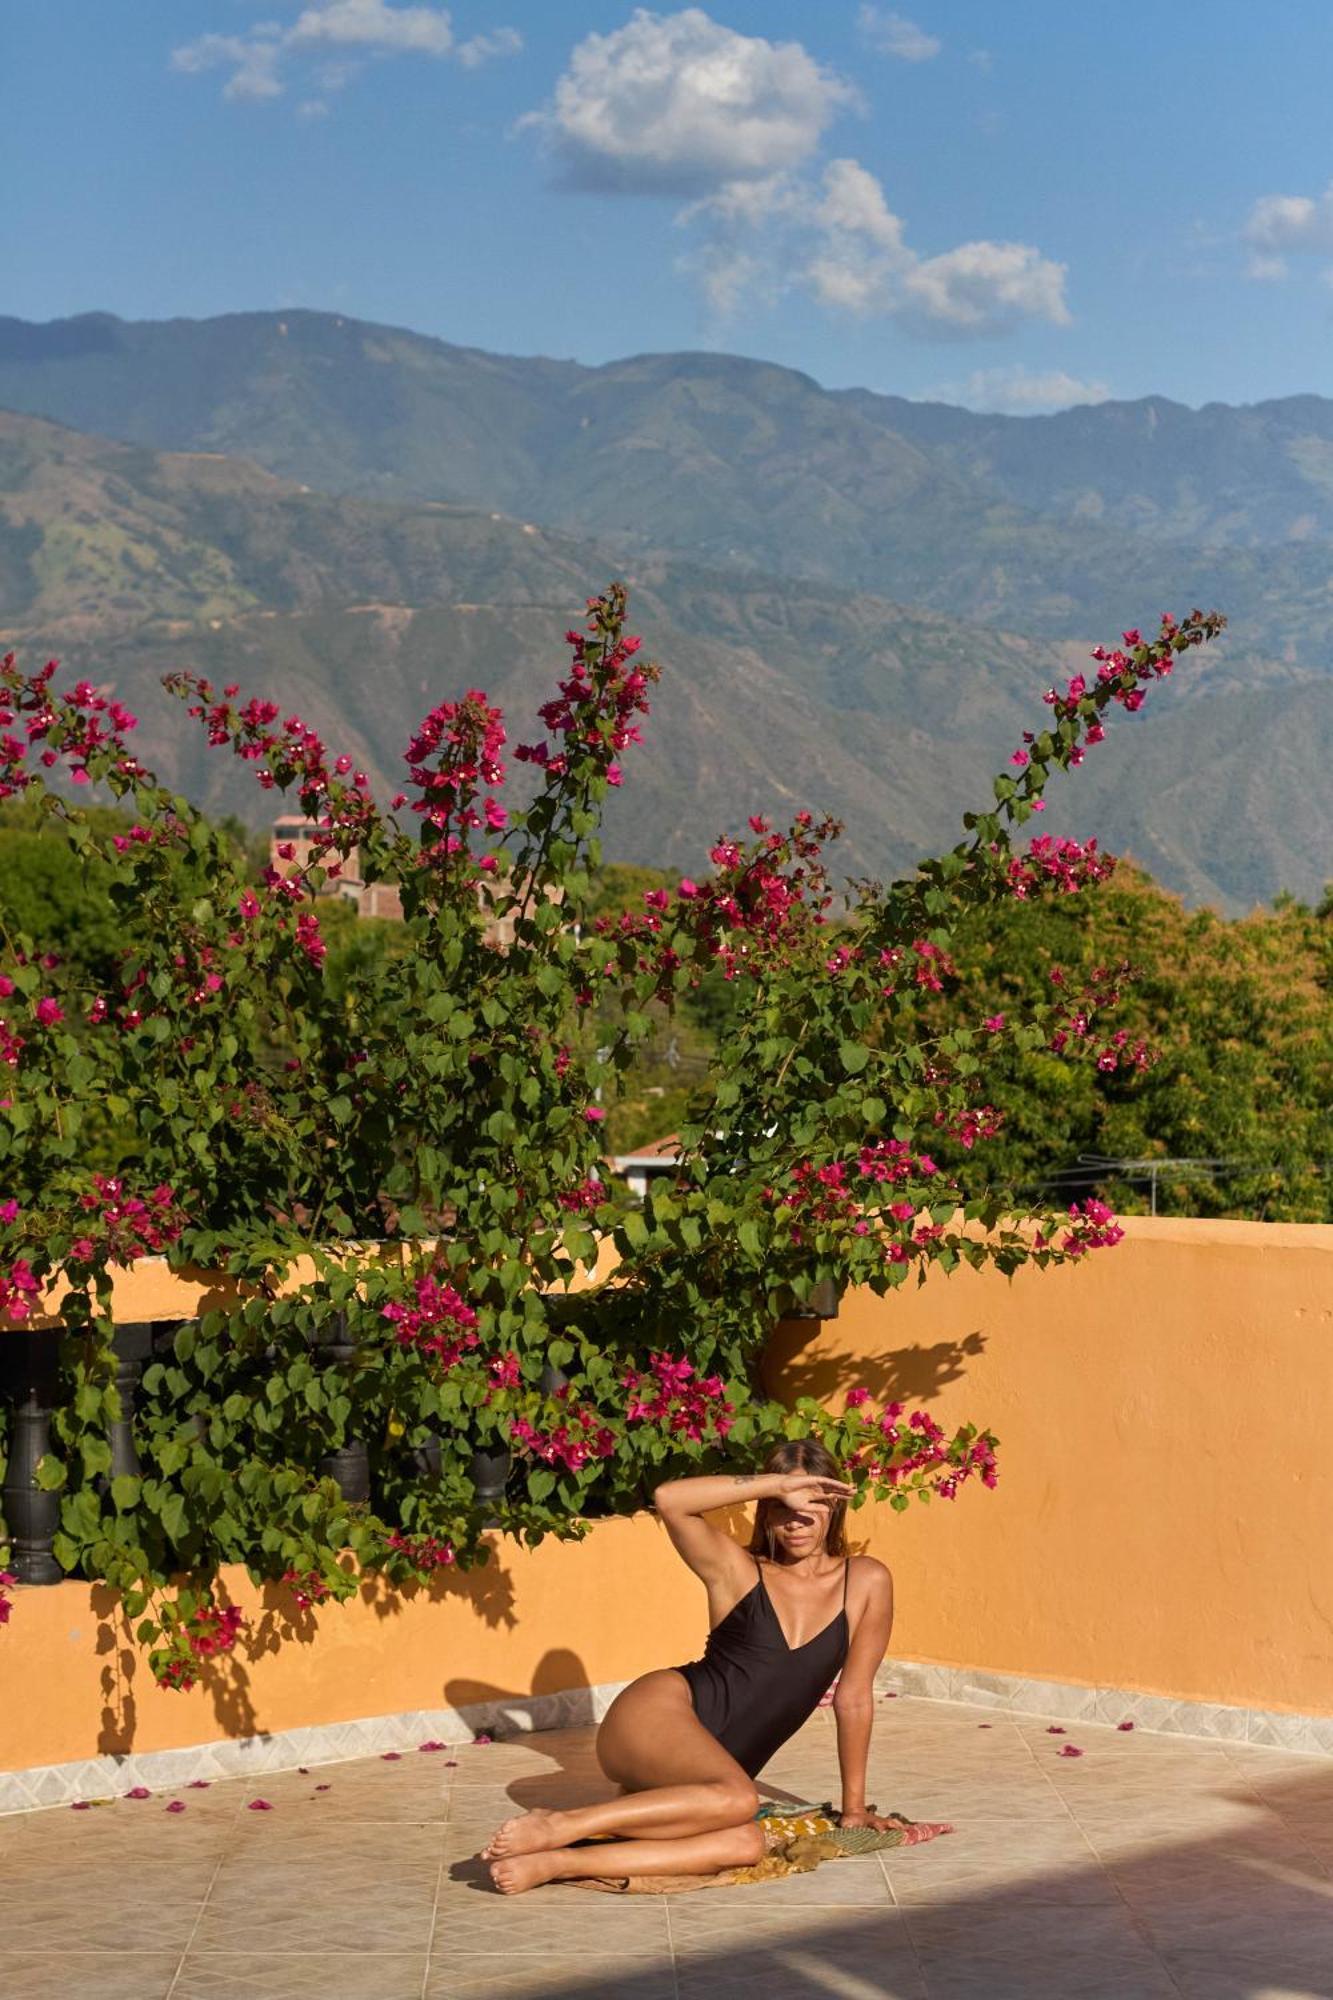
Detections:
746,1437,849,1561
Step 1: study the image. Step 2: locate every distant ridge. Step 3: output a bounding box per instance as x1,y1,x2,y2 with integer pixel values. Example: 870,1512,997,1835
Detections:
0,310,1330,909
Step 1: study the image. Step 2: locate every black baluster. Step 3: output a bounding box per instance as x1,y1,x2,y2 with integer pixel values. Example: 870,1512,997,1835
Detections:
2,1329,62,1584
469,1445,511,1527
311,1310,370,1503
109,1322,153,1481
786,1278,842,1320
410,1435,442,1479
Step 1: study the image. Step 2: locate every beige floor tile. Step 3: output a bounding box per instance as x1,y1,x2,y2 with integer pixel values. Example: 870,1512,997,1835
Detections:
429,1895,670,1953
1163,1947,1333,1998
191,1874,439,1955
1,1884,213,1954
675,1952,927,2000
2,1953,182,2000
425,1952,677,1998
174,1953,429,1999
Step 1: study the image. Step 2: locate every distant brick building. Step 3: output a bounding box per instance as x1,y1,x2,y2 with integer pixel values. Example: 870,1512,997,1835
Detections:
269,815,403,921
268,818,559,942
609,1132,684,1200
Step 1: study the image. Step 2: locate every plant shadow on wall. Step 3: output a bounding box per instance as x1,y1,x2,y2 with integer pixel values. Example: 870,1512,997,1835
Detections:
92,1559,523,1755
0,594,1224,1704
767,1317,989,1409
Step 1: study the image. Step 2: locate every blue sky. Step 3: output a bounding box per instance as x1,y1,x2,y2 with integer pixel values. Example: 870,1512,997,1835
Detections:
9,1,1333,410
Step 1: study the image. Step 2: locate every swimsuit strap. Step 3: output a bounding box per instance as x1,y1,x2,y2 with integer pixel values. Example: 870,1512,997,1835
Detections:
842,1558,850,1606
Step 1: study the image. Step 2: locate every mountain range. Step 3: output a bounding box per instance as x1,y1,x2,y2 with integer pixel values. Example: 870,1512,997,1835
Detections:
1,308,1330,910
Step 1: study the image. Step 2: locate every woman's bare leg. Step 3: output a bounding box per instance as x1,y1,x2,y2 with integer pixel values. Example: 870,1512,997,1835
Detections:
484,1669,761,1865
490,1819,766,1895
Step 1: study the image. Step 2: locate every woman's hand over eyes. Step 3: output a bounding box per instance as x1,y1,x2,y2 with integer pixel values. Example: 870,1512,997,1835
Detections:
774,1474,855,1511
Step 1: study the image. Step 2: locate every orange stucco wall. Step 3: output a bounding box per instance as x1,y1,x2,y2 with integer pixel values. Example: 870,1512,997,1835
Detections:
2,1216,1332,1772
764,1216,1333,1716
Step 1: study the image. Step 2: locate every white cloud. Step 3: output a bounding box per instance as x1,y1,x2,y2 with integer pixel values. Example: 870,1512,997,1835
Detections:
529,8,858,195
171,29,285,101
532,13,1068,339
1241,184,1333,280
856,7,941,62
683,156,1069,337
900,240,1071,335
289,0,455,55
926,365,1112,414
172,3,520,107
456,27,523,70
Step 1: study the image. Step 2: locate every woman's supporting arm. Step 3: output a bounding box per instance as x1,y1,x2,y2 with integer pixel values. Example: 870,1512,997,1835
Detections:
833,1560,896,1826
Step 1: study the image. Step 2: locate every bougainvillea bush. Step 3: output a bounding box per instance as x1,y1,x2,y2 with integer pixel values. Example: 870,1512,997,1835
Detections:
0,591,1223,1688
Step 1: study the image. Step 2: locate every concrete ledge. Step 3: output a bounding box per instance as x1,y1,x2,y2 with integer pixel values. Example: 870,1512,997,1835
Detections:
5,1659,1333,1815
878,1659,1333,1756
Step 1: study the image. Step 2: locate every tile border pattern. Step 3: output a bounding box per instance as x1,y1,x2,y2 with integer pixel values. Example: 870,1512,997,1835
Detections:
4,1656,1331,1814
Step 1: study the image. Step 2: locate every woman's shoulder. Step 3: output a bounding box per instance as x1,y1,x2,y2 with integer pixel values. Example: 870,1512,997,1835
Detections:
847,1552,893,1584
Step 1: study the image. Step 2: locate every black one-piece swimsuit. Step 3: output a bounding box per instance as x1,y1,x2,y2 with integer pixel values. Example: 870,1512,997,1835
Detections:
672,1557,850,1778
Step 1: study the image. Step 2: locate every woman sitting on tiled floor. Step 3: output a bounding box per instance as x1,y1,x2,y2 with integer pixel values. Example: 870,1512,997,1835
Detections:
482,1438,899,1892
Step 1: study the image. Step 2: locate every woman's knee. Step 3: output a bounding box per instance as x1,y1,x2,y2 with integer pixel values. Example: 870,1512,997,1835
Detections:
711,1776,760,1824
730,1819,767,1865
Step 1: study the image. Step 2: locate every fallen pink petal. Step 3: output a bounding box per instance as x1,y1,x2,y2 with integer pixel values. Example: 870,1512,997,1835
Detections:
1117,1721,1136,1731
125,1786,152,1799
1058,1745,1085,1757
186,1780,211,1789
247,1798,273,1810
380,1751,403,1761
1046,1725,1067,1735
417,1740,447,1752
165,1800,187,1813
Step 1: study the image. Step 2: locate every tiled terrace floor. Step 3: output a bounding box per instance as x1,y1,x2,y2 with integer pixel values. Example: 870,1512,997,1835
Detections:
6,1696,1333,1998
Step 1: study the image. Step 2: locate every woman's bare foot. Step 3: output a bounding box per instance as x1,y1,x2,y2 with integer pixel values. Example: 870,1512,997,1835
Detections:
488,1850,563,1894
481,1807,568,1859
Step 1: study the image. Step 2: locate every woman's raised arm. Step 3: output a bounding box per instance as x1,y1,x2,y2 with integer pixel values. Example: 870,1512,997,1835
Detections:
652,1471,854,1585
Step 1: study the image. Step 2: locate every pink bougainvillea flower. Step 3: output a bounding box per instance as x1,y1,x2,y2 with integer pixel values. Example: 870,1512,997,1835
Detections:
473,1733,493,1745
124,1787,152,1799
381,1752,402,1762
583,1106,605,1123
247,1798,273,1811
70,1801,93,1811
1117,1721,1135,1732
187,1780,211,1789
418,1740,447,1752
1058,1745,1084,1757
165,1800,187,1813
34,997,63,1026
1045,1725,1066,1735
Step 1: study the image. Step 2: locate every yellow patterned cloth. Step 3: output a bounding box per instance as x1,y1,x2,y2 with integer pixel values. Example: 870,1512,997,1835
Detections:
567,1801,953,1894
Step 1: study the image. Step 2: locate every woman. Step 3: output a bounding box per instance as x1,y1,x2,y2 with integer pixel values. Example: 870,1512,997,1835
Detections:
485,1438,897,1893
